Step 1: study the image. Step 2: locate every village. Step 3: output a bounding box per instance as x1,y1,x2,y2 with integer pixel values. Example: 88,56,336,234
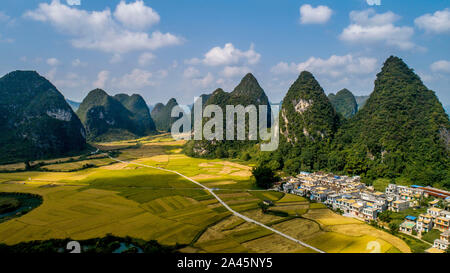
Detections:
276,172,450,253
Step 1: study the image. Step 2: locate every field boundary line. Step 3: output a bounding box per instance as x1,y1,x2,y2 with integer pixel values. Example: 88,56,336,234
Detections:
105,154,325,253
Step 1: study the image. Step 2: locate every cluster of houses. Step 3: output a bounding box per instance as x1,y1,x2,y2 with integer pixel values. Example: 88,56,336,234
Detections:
277,171,450,252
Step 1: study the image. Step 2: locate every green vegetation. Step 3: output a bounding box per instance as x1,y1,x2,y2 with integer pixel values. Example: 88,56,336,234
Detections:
151,98,180,132
333,56,449,189
0,192,43,223
379,207,427,226
0,71,86,164
422,229,441,244
252,165,278,189
184,73,272,159
277,71,340,174
183,57,450,190
355,95,370,110
77,89,155,141
0,234,180,254
0,197,20,214
395,233,430,253
114,93,157,135
328,88,358,119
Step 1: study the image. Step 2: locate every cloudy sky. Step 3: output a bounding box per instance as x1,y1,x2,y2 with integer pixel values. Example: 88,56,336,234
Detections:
1,0,449,107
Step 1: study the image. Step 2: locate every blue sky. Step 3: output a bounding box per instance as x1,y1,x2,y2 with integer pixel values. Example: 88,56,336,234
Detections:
0,0,449,107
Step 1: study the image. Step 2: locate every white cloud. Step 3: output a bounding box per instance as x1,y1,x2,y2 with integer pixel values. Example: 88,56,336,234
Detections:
366,0,381,6
46,58,60,66
93,70,109,89
113,68,155,89
188,43,261,67
415,9,450,34
431,60,450,73
72,58,86,67
156,69,168,79
192,73,214,88
24,0,182,54
66,0,80,6
110,54,122,64
299,4,332,24
183,66,201,79
221,66,251,78
138,52,156,66
271,54,378,78
114,0,160,30
340,9,415,50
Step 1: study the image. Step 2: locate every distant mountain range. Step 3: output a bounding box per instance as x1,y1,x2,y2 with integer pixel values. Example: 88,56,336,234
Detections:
151,98,180,132
328,89,358,119
0,56,448,189
76,89,156,142
185,73,272,158
66,99,81,111
184,56,449,189
355,95,370,109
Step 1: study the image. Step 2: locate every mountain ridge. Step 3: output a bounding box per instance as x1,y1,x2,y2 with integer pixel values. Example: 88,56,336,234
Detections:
0,70,86,163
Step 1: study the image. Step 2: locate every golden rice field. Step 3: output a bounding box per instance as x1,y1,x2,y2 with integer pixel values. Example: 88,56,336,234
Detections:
0,135,411,253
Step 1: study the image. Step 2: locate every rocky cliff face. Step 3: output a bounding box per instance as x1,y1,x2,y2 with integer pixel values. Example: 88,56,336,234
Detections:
280,71,340,145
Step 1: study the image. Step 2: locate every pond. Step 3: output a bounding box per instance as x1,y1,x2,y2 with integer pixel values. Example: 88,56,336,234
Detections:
0,192,43,223
112,242,144,253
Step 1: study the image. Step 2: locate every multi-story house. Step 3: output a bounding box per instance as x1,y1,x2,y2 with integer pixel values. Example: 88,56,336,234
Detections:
433,230,450,251
416,214,433,233
326,193,341,206
350,202,365,218
399,216,417,234
427,207,442,219
362,207,378,221
390,200,409,212
435,211,450,231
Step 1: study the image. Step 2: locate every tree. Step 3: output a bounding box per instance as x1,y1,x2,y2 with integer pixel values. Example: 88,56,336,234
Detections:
378,210,392,223
389,222,399,234
258,202,269,214
252,165,277,189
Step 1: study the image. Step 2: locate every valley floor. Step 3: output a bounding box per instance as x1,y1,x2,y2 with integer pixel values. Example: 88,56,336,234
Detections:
0,134,411,253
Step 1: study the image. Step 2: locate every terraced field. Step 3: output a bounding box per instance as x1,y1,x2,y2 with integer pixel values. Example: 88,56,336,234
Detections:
0,135,411,253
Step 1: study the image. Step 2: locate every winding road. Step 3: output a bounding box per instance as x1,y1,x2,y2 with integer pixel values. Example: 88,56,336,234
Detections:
106,154,325,253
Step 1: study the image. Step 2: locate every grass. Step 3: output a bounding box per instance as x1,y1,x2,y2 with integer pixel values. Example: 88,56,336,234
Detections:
0,134,416,253
276,194,307,203
372,178,391,192
421,229,441,244
396,233,430,253
388,207,427,225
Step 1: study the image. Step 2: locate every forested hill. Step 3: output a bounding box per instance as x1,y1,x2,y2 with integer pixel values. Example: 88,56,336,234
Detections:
331,56,449,188
114,93,156,135
150,98,180,132
277,71,340,173
184,73,272,158
0,71,86,163
76,89,153,141
328,89,358,119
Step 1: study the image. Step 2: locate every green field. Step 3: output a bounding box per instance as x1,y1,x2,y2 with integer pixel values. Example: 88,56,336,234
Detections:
0,135,413,253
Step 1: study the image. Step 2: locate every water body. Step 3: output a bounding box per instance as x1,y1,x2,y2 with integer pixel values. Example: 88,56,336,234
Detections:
113,242,143,253
0,193,43,223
